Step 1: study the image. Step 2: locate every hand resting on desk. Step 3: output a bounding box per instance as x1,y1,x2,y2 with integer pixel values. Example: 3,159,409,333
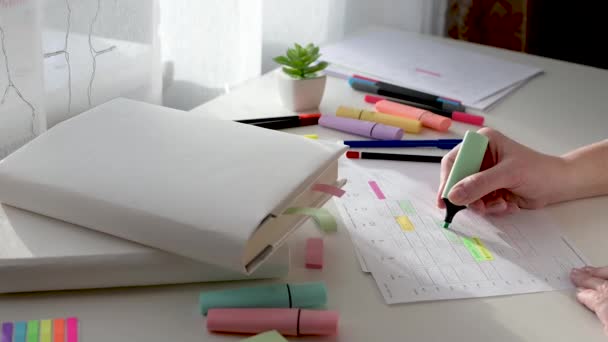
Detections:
437,127,608,335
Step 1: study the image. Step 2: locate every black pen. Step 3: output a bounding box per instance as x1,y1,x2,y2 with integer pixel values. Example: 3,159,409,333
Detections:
345,150,442,163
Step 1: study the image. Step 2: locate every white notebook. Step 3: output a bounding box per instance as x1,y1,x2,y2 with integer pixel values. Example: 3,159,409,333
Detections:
0,204,289,293
0,98,346,274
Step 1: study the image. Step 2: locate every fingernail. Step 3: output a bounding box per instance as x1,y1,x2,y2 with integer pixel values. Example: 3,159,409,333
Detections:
449,185,467,204
582,266,594,273
571,268,581,275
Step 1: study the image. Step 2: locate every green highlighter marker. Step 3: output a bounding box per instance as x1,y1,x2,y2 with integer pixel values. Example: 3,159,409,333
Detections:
441,130,489,228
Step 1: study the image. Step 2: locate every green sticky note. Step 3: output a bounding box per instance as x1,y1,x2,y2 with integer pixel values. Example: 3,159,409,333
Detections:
240,330,288,342
398,200,416,215
26,320,39,342
441,131,489,198
284,207,337,232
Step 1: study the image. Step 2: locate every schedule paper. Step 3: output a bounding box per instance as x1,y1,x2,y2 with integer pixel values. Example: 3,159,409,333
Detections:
335,158,587,304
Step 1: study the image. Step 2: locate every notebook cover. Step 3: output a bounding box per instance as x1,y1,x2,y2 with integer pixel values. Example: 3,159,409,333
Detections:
0,98,346,273
0,204,289,293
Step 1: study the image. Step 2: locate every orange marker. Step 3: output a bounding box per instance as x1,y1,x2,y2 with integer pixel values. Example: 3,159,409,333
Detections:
375,99,451,132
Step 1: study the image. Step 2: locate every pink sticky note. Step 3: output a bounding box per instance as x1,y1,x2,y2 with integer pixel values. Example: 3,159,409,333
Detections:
306,238,324,269
311,183,345,198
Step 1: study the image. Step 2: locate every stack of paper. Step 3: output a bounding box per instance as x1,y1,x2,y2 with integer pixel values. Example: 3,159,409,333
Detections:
322,27,543,111
334,158,587,304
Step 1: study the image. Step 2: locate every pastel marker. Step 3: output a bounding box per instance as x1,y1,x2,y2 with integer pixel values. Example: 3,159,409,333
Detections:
318,115,403,140
2,322,13,342
40,320,52,342
336,106,422,134
207,308,339,336
66,317,79,342
199,282,327,315
26,320,39,342
53,318,65,342
374,99,452,132
441,130,489,228
14,322,26,342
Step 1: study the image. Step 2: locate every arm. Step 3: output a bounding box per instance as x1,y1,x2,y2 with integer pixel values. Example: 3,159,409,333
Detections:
559,139,608,202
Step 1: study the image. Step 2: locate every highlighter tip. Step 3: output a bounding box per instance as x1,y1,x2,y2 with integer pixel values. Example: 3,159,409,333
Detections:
443,222,450,229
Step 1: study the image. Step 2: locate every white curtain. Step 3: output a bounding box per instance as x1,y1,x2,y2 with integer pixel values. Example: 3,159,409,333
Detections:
0,0,444,158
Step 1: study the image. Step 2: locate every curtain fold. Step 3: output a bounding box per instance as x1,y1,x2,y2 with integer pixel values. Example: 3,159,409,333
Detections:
0,0,445,159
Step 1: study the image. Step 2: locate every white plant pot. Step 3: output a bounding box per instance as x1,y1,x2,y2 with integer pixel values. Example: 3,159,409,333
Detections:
276,71,327,112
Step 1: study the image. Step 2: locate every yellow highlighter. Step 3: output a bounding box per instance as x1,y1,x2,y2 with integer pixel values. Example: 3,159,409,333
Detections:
336,106,422,134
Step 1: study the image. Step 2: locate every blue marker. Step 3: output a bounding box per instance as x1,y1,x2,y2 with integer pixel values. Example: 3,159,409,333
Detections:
343,139,462,150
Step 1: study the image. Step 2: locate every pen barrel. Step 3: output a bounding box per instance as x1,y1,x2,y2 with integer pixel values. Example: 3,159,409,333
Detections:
441,131,489,198
206,308,339,336
375,100,451,132
199,282,327,315
336,106,422,134
318,115,403,140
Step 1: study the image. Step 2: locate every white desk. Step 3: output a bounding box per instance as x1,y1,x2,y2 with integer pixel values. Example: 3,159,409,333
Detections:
1,35,607,342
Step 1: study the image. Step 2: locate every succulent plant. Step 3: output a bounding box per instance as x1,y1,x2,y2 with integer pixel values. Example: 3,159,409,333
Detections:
273,43,329,79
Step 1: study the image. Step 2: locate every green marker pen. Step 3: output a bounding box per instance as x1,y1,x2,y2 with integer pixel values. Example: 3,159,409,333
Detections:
441,130,489,228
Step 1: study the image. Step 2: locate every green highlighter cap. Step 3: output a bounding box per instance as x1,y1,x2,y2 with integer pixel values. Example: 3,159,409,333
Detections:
199,281,327,315
441,130,489,228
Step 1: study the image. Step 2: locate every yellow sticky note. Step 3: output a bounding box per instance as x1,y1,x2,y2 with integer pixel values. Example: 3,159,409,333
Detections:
241,330,288,342
303,134,318,139
395,215,415,231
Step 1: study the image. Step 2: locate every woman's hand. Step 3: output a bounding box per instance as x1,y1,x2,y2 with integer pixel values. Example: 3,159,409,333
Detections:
571,266,608,335
437,127,568,216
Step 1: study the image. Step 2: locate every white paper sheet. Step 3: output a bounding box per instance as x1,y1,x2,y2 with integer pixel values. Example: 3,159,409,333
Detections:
322,27,543,110
335,158,587,304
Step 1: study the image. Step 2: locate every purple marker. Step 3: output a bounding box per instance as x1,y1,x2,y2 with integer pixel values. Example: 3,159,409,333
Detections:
2,322,13,342
318,115,403,140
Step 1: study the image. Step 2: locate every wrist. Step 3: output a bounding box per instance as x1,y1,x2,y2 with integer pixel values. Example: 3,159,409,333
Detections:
543,155,578,205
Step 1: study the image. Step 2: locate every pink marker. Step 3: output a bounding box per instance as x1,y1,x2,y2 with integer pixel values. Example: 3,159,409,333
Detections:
365,95,484,126
305,238,324,269
207,308,339,336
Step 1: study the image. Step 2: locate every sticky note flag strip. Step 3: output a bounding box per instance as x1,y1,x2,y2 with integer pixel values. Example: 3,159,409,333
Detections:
283,207,337,232
66,317,79,342
1,322,13,342
53,319,65,342
240,330,288,342
312,183,346,198
26,320,39,342
14,322,26,342
40,320,51,342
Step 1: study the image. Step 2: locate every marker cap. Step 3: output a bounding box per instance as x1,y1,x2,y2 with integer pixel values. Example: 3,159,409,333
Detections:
441,130,489,198
452,111,485,126
206,308,339,336
290,282,327,308
336,106,422,134
375,100,451,132
299,309,339,335
199,282,327,315
318,115,403,140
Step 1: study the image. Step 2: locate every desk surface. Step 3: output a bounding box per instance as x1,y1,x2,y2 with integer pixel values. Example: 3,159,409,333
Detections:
2,34,607,342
